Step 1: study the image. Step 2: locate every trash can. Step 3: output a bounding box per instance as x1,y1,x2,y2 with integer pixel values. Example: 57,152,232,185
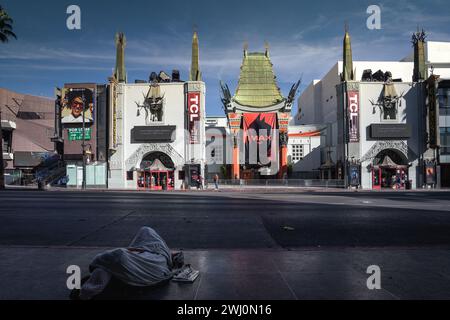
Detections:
37,181,46,191
406,180,412,190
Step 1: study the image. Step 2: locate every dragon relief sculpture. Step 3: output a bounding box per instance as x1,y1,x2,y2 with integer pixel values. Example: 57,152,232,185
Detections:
136,83,164,124
369,82,405,121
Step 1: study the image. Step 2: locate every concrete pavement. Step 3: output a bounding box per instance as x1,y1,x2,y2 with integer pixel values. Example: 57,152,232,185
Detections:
2,246,450,300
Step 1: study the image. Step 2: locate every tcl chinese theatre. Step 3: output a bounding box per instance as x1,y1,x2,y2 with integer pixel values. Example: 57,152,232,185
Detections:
220,44,300,180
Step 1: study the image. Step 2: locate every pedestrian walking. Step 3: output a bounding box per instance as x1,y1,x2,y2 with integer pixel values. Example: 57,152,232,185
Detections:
196,175,204,190
213,174,219,190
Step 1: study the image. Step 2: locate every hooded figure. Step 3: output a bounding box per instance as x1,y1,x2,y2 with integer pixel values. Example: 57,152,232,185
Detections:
78,227,182,300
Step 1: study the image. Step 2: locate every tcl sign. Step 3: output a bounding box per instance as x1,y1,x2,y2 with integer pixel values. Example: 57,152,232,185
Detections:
188,92,201,144
347,91,359,143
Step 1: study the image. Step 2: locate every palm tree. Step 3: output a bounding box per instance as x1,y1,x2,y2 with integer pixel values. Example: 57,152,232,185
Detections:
0,6,17,189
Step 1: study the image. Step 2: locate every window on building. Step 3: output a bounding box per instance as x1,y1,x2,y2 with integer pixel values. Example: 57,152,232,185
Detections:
441,127,450,155
291,145,304,162
439,87,450,108
1,130,12,153
126,171,134,181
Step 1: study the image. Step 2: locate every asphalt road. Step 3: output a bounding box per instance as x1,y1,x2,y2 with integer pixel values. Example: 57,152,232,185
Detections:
1,189,450,249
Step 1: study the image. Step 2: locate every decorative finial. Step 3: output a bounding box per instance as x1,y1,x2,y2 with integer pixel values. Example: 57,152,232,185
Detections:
412,28,426,46
345,21,349,33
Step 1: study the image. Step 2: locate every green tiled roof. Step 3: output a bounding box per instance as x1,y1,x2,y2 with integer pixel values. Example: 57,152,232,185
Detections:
233,52,284,108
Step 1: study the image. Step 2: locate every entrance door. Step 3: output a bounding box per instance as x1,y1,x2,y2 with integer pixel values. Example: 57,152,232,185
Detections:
137,170,174,190
379,167,408,190
372,167,381,190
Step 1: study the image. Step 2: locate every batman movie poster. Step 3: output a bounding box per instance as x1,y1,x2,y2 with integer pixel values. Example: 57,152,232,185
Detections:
243,113,276,165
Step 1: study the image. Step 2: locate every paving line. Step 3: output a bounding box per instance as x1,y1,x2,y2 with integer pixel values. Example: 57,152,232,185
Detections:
65,210,136,247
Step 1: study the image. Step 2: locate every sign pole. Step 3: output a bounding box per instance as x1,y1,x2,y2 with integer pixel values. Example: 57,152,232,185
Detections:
82,91,87,190
343,83,348,189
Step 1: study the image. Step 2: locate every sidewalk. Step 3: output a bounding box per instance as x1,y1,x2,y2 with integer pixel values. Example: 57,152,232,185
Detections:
1,246,449,300
6,185,449,194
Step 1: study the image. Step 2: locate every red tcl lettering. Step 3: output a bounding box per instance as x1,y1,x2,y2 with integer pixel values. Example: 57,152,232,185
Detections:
347,91,359,142
349,93,359,114
188,92,201,144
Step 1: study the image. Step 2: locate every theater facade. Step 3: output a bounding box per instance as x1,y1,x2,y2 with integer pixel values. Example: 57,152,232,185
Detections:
294,29,449,189
108,32,206,190
220,44,300,180
108,80,205,190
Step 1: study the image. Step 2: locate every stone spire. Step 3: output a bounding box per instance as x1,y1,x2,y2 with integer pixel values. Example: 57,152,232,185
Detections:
114,32,127,83
412,29,427,82
341,25,355,82
190,30,202,81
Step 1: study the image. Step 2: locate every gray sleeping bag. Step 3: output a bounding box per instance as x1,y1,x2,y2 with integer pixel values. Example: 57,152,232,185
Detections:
89,227,173,287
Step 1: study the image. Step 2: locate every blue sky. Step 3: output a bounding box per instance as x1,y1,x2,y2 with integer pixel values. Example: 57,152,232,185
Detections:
1,0,449,115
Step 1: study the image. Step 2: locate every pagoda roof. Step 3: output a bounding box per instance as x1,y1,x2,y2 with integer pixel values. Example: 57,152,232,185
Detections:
233,52,285,108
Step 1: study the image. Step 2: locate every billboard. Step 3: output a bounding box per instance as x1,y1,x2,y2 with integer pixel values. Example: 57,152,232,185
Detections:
425,161,436,185
243,113,276,165
188,92,201,144
349,164,360,187
347,90,359,143
61,88,94,124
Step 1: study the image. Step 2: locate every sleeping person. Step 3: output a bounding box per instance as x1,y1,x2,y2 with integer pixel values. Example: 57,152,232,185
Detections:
74,227,183,300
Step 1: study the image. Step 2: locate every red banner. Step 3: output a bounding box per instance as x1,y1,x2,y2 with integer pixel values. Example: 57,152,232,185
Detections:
188,92,201,144
243,113,276,164
347,91,359,143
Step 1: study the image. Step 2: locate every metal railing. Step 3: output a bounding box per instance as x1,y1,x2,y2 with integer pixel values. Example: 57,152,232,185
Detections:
204,179,345,189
